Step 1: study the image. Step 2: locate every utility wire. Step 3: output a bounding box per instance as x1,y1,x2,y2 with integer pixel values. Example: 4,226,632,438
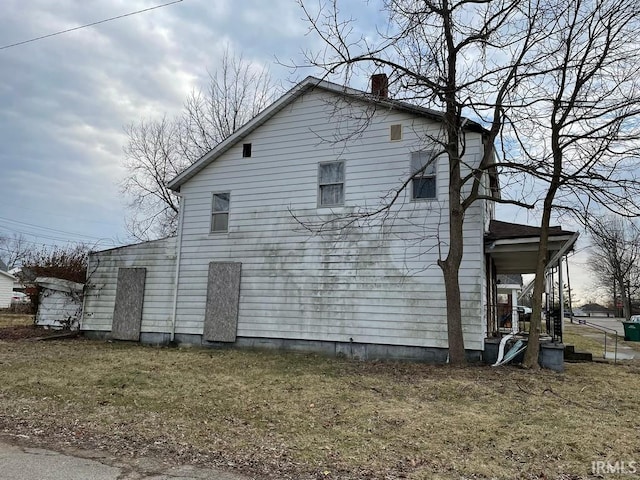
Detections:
0,0,184,51
0,216,106,240
0,227,114,246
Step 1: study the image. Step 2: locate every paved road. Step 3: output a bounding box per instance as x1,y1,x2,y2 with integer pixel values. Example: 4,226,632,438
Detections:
0,439,249,480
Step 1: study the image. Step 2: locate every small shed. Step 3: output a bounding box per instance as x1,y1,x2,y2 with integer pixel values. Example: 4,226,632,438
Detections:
0,270,17,308
35,277,84,329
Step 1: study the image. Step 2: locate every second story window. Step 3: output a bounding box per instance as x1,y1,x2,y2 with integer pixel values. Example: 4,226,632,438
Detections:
211,192,230,233
318,161,344,207
411,151,437,200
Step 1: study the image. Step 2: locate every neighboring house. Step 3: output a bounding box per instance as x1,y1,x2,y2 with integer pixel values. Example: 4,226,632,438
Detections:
8,267,26,292
0,270,17,309
579,303,615,318
35,277,84,329
83,75,577,365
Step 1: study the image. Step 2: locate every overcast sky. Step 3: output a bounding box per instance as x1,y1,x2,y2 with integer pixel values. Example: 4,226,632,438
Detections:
0,0,595,299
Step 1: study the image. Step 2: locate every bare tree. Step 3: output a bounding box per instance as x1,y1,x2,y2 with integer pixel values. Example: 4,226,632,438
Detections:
587,216,640,320
515,0,640,368
180,49,274,161
21,244,89,285
0,233,31,269
296,0,548,364
122,48,276,240
122,116,183,240
298,0,640,366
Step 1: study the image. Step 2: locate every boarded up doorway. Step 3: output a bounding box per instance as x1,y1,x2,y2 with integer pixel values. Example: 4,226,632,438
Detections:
111,267,146,341
203,262,241,342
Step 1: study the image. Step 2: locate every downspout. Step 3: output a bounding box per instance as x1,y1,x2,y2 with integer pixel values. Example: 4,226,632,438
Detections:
558,256,564,341
80,255,92,331
170,193,185,342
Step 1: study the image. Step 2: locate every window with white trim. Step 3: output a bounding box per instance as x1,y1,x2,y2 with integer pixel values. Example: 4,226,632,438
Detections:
318,161,344,206
211,192,230,233
411,151,437,199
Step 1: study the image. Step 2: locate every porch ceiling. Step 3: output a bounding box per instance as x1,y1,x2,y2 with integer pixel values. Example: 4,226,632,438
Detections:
486,235,576,274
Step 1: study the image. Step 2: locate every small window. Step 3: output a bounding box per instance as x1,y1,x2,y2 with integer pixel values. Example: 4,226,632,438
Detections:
411,151,437,199
242,143,252,157
318,161,344,206
211,192,230,233
390,124,402,141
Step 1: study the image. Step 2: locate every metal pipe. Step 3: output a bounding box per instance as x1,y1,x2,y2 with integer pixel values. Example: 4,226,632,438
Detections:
558,258,564,342
170,193,185,342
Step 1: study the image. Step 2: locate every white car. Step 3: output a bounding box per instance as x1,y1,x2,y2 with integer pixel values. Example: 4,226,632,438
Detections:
630,315,640,323
11,292,29,304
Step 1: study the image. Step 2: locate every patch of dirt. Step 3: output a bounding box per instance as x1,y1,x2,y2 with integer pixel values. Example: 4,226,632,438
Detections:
0,325,71,341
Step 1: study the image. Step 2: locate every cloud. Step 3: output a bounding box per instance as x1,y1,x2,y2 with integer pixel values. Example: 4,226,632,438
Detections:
0,0,316,249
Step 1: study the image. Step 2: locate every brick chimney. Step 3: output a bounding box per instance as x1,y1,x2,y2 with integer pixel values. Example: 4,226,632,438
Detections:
371,73,389,98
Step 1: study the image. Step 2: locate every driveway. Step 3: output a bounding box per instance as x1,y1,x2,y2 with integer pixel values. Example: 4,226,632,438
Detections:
0,438,249,480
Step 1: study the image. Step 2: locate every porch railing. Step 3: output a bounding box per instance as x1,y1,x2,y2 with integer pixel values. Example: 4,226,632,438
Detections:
489,306,561,342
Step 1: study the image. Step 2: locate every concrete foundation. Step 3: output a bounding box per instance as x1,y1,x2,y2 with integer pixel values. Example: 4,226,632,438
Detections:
82,330,482,363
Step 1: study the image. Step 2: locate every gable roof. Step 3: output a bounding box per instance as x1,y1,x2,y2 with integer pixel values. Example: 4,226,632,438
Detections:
167,76,487,191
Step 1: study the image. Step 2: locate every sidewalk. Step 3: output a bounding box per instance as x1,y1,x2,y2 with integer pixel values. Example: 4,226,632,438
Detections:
565,316,640,361
0,437,250,480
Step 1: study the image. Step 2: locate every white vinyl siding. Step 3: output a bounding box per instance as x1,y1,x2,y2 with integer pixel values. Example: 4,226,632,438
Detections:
0,272,14,309
82,237,176,333
175,88,487,351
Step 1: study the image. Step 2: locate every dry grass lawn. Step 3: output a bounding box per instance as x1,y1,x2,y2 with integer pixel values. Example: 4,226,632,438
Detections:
0,338,639,479
0,313,33,327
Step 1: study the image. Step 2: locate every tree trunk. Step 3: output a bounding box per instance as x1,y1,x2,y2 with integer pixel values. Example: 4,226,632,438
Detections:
437,120,466,365
621,279,632,320
523,132,561,368
522,204,553,369
439,207,466,364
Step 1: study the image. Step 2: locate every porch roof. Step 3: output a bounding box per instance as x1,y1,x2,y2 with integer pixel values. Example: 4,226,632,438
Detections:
485,220,578,274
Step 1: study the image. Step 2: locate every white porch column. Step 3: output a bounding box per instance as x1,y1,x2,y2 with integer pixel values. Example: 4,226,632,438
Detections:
511,288,519,334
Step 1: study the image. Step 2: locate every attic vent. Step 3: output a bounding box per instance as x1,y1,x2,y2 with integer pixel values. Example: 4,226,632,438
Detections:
242,143,252,157
390,124,402,141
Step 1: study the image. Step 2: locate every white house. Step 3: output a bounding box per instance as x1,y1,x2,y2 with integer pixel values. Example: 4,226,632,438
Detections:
0,270,17,309
82,76,577,365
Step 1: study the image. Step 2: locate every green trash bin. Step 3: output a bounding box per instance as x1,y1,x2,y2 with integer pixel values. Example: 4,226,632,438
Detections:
622,322,640,342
